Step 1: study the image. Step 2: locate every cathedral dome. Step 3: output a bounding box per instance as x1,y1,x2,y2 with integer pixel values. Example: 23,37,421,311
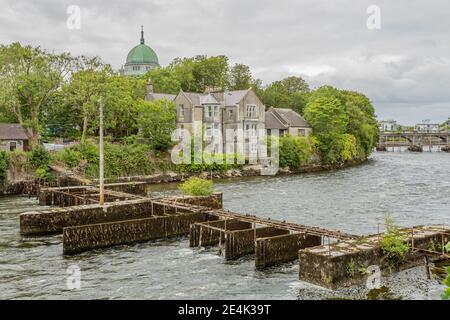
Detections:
123,26,160,76
126,44,159,66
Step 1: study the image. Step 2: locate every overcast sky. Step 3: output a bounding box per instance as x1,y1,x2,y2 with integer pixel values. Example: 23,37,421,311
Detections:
1,0,449,125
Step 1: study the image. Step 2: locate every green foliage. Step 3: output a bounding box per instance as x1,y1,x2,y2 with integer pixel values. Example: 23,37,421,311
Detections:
137,99,177,151
55,142,155,179
304,86,378,165
0,151,9,185
176,153,244,173
34,167,55,182
260,76,310,113
28,147,51,169
279,135,312,168
304,95,349,164
347,259,356,278
380,215,409,270
0,42,76,147
443,267,450,300
340,134,358,162
178,177,214,196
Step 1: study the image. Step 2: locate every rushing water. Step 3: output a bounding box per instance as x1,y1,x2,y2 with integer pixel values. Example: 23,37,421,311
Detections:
0,152,449,300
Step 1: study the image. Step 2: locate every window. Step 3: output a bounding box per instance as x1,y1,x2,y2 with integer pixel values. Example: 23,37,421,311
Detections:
10,141,16,152
298,129,306,136
246,105,257,118
228,109,234,119
245,124,257,137
206,123,219,138
179,105,185,119
206,105,219,120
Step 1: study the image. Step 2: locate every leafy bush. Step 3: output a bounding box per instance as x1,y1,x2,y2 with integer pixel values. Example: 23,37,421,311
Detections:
380,215,409,270
28,147,52,169
35,167,55,182
340,133,358,162
176,153,244,173
279,135,312,168
54,141,155,179
178,177,214,196
0,151,9,185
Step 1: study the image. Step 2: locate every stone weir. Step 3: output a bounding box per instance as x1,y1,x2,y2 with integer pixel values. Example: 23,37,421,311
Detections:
299,225,450,289
18,184,450,288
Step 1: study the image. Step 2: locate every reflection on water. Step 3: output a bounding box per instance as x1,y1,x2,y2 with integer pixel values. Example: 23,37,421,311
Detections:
0,152,449,299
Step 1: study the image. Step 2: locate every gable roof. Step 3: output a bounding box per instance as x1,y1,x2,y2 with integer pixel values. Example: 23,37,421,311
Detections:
146,93,176,102
272,108,310,127
0,123,31,140
223,89,250,106
265,108,311,129
177,89,252,107
265,112,288,130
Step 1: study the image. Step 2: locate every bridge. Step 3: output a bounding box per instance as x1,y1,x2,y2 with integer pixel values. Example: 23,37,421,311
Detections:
378,131,450,151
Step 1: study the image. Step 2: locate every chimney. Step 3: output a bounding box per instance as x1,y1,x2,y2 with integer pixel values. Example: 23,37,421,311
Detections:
147,79,154,94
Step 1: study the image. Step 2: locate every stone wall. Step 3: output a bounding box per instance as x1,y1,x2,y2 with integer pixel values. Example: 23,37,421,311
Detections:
63,212,213,254
298,226,450,289
224,227,289,260
255,233,321,269
21,193,223,235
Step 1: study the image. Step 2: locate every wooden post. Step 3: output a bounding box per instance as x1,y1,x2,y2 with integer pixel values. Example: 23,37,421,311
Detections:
99,97,105,206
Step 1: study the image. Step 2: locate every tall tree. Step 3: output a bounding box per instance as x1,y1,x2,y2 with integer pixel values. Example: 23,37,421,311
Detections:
228,63,253,90
0,42,75,147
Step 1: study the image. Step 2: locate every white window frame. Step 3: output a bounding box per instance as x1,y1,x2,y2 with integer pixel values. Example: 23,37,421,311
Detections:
246,104,257,118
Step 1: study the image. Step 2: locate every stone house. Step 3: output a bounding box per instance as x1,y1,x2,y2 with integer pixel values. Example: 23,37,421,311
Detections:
265,107,312,137
174,88,266,156
0,123,32,152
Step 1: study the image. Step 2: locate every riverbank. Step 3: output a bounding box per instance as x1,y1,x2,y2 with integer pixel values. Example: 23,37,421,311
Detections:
0,158,369,196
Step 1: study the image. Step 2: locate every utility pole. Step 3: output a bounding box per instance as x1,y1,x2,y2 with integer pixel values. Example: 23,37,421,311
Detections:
99,97,105,205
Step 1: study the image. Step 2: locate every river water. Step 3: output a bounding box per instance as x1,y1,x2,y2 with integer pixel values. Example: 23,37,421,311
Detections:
0,152,449,300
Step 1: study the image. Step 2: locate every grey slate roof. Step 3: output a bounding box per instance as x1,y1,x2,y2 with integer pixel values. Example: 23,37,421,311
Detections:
147,93,176,101
0,123,31,140
265,108,311,129
179,89,251,107
265,112,288,130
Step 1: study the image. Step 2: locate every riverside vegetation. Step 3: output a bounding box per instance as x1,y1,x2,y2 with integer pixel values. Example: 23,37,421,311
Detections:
0,42,379,182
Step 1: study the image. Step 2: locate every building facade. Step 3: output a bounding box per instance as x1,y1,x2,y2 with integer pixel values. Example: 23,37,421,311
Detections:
265,107,312,137
122,27,160,76
174,88,265,156
0,123,31,152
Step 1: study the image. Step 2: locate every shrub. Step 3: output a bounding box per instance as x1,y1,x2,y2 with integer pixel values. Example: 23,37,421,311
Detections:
279,135,312,168
0,151,9,185
28,147,51,169
175,153,244,173
380,215,409,270
340,133,358,162
178,177,214,196
35,167,55,182
54,142,155,179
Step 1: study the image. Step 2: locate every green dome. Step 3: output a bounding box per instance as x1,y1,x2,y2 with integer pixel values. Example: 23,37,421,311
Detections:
126,44,159,65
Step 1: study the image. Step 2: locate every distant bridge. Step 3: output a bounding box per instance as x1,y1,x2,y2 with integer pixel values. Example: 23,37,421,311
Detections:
378,131,450,150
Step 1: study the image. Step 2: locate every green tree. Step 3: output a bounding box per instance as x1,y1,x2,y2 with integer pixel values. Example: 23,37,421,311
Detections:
279,135,312,168
0,43,75,147
145,66,181,94
304,95,349,164
137,99,176,151
280,76,310,94
228,63,254,90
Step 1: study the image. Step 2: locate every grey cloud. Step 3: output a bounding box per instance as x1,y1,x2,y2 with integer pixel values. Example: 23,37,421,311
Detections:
0,0,449,124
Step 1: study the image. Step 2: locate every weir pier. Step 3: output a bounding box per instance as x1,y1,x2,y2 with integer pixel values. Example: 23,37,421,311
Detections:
19,184,450,289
